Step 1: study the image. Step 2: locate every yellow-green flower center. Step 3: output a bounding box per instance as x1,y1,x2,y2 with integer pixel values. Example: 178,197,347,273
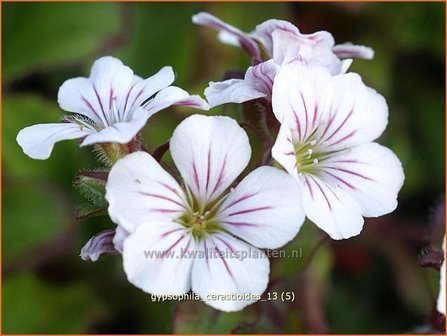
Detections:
176,184,227,239
294,138,332,175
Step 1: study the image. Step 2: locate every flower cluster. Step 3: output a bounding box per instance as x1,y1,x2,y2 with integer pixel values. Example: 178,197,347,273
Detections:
17,12,407,312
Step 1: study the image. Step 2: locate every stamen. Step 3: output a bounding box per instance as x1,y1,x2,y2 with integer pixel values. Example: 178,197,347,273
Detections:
73,116,97,132
184,182,195,209
206,192,231,215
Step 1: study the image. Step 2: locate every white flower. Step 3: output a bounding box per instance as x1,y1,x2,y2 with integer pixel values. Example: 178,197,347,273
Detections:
193,12,373,107
16,56,209,160
271,61,404,239
106,114,305,311
438,237,445,315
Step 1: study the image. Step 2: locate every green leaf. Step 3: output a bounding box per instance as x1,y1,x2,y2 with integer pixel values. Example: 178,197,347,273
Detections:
2,181,72,264
74,170,108,207
3,272,105,333
118,3,199,86
76,204,108,221
270,220,327,280
173,300,258,333
3,2,120,82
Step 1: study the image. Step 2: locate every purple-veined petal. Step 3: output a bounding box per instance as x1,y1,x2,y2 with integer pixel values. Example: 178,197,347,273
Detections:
191,232,269,312
254,19,301,57
58,78,106,126
319,143,404,218
300,174,364,240
145,86,209,115
173,94,210,110
205,79,266,108
16,122,93,160
119,66,176,120
106,151,187,233
333,43,374,60
192,12,262,63
217,166,304,249
271,125,298,179
438,237,446,315
170,115,251,206
89,56,134,117
80,108,152,146
244,60,279,100
58,56,134,127
205,60,279,107
317,72,388,151
271,29,338,69
80,229,116,261
272,61,333,143
122,222,196,295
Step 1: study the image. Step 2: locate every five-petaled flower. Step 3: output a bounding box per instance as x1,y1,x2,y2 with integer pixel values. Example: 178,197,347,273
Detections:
271,61,404,239
105,114,305,311
16,56,209,160
193,12,374,107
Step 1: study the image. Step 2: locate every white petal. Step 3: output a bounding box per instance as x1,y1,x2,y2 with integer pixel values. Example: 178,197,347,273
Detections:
333,43,374,60
317,73,388,151
58,78,107,126
192,12,261,62
217,166,304,249
270,29,338,68
90,56,134,112
205,79,266,108
16,122,92,160
113,225,130,253
301,174,364,240
119,66,175,119
106,151,187,233
191,232,269,312
170,115,251,205
319,143,404,218
271,125,298,179
340,59,353,74
217,30,242,47
254,19,301,57
123,222,196,295
438,237,446,315
244,60,279,100
272,61,333,143
58,56,134,127
145,86,208,115
205,60,278,107
172,95,210,110
80,108,151,146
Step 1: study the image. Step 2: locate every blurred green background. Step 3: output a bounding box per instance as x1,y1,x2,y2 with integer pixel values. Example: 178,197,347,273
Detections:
2,2,445,334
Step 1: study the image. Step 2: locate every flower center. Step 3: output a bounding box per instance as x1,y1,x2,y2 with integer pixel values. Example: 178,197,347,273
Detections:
176,184,226,239
295,139,319,174
294,137,334,175
178,210,221,239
